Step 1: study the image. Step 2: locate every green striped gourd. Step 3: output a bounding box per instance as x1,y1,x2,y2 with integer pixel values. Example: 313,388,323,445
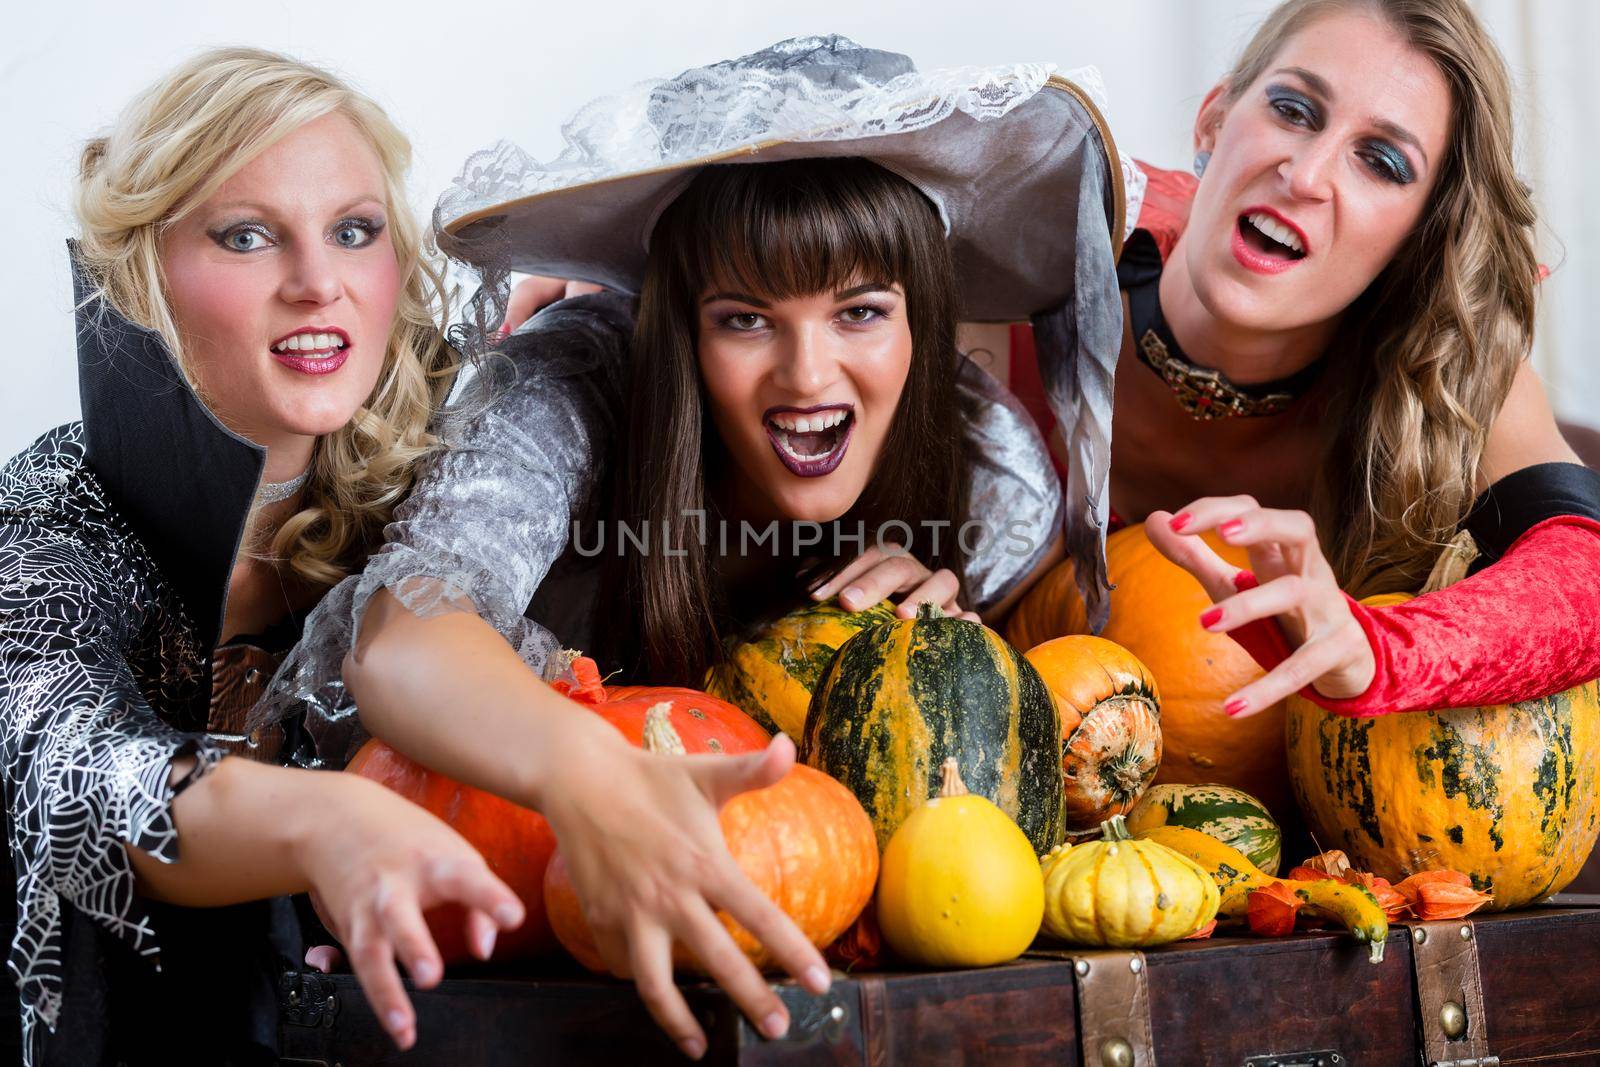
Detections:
1287,537,1600,909
1125,783,1284,876
799,603,1064,853
705,598,897,738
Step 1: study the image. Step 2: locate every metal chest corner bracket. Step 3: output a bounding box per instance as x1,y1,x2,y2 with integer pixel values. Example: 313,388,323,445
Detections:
1406,919,1499,1067
278,970,342,1067
1071,950,1157,1067
280,969,340,1030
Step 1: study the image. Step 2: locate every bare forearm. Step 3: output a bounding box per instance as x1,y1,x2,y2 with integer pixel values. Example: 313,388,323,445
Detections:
344,588,620,811
127,755,325,906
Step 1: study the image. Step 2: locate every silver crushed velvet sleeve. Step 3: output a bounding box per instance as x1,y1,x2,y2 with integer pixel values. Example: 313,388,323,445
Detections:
0,425,225,1063
956,358,1065,613
256,293,633,765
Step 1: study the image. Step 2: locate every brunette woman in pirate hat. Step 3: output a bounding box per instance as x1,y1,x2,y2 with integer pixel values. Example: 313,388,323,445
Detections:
263,35,1138,1056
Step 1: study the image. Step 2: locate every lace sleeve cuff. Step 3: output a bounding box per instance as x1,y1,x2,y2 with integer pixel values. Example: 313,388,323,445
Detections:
256,295,631,765
255,544,562,767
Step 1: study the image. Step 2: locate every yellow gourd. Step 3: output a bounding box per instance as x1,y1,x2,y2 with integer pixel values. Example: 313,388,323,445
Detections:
877,758,1044,967
1039,815,1219,948
1138,824,1390,963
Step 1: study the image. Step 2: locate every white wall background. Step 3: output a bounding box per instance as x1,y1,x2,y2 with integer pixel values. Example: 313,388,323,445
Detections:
4,0,1594,460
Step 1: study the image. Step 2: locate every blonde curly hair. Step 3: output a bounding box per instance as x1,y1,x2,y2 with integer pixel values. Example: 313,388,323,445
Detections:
73,46,457,588
1222,0,1538,596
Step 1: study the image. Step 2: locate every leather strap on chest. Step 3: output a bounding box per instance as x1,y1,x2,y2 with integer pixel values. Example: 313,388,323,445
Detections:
1406,919,1497,1067
209,643,285,763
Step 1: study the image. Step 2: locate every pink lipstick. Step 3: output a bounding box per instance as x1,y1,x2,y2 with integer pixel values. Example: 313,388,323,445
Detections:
1231,206,1309,276
270,326,351,376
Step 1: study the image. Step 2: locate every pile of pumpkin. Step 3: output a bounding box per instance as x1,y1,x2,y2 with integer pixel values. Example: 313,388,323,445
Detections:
344,520,1599,978
1007,524,1600,913
345,600,1229,973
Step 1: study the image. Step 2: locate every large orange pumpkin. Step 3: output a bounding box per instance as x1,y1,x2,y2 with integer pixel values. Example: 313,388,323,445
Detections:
347,656,769,964
545,707,879,972
1023,635,1162,838
1006,523,1293,821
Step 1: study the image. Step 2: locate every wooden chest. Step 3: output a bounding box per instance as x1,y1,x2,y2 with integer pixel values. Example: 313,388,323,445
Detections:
278,896,1600,1066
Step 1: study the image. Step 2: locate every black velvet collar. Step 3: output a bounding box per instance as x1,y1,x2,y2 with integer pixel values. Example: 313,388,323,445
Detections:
70,242,266,651
1463,461,1600,568
1118,230,1325,420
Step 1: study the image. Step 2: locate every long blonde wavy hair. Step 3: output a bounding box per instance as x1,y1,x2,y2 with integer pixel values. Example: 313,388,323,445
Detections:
73,47,457,589
1221,0,1538,596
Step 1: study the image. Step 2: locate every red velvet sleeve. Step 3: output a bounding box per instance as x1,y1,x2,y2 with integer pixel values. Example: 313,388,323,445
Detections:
1230,515,1600,716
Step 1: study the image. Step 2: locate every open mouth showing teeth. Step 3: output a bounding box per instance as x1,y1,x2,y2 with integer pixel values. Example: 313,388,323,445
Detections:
271,332,349,356
765,407,854,476
1239,212,1307,260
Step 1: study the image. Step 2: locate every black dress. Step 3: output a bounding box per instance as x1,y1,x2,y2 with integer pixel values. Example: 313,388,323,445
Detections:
0,250,318,1065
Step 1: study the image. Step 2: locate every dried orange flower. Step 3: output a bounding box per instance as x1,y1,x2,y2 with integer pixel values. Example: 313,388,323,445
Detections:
1247,882,1304,937
1412,882,1494,921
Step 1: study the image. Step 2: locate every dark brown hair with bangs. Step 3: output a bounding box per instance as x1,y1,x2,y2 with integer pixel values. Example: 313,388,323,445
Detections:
600,157,968,685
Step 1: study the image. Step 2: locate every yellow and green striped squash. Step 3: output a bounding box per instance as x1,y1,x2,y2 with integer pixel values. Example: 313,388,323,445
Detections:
1125,783,1283,876
1287,584,1600,911
705,598,898,738
799,603,1065,853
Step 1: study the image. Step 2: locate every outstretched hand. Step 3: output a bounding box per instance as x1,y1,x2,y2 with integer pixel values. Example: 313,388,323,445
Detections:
1145,496,1376,715
299,778,527,1053
539,731,829,1060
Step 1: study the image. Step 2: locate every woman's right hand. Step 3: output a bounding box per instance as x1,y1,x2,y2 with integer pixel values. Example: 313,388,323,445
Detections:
294,775,527,1052
536,728,830,1061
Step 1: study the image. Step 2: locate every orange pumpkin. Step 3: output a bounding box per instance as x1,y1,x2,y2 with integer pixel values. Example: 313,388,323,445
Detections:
346,739,560,963
567,655,773,755
1006,523,1293,821
1024,635,1162,837
347,656,769,964
545,707,879,972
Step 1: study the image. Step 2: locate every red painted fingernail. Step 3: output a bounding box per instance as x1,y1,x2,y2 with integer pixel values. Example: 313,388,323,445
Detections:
1169,513,1192,532
1219,519,1245,538
1232,570,1259,591
1225,698,1249,717
1199,607,1223,629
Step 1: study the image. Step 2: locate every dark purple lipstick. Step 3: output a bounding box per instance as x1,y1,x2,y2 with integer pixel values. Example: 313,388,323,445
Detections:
763,403,855,477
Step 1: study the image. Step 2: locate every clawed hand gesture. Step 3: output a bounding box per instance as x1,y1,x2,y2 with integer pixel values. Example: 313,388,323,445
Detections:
1145,496,1377,715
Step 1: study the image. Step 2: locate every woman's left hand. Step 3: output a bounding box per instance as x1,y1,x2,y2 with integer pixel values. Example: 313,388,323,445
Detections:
1145,496,1376,716
498,276,606,338
807,545,979,622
